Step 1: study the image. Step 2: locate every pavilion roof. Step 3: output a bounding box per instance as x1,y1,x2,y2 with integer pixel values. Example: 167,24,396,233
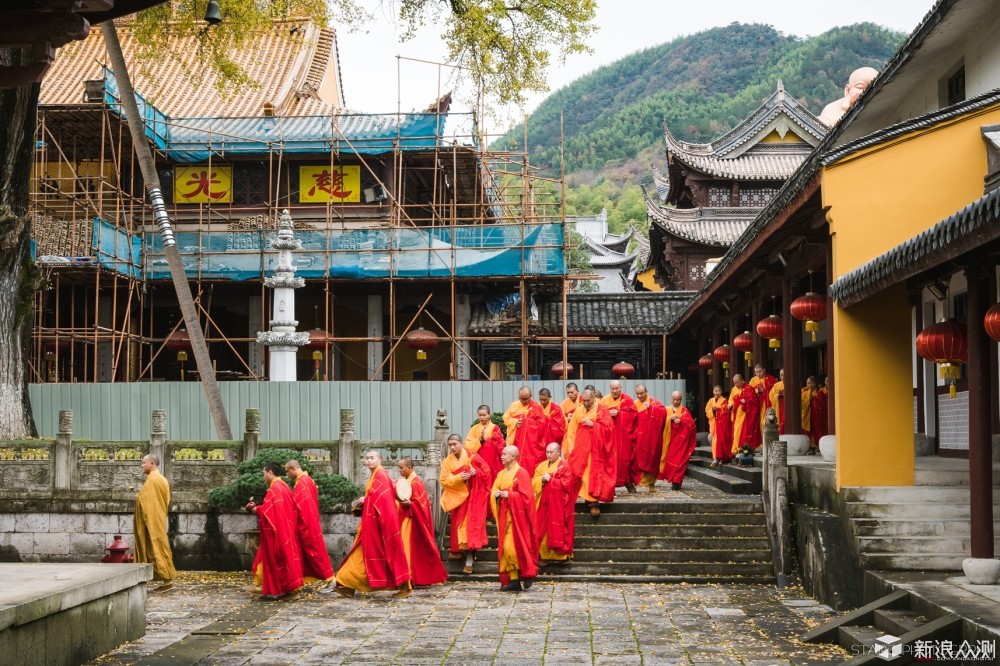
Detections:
645,189,753,247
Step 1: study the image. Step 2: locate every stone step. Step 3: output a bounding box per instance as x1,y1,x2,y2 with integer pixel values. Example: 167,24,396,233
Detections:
570,535,772,550
851,518,988,537
571,500,763,514
861,553,969,571
445,560,776,578
443,571,778,585
873,609,929,636
856,535,1000,554
845,501,1000,520
843,486,972,503
571,523,769,537
683,465,760,495
464,547,772,564
688,456,763,482
550,511,764,526
914,467,1000,486
837,625,883,653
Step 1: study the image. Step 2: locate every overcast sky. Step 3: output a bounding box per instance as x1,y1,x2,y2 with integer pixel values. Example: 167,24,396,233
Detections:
337,0,934,128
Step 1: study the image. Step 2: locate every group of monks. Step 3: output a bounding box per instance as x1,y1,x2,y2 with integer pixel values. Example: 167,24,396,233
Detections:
704,364,829,466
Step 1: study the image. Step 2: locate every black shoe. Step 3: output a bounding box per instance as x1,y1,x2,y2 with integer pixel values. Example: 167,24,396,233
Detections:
500,580,522,592
670,482,681,491
625,482,636,494
522,578,533,590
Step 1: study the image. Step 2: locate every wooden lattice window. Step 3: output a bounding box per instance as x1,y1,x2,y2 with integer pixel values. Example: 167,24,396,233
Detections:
739,187,778,207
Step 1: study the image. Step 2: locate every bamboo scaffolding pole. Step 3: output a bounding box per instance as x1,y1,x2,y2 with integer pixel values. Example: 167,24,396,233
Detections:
370,293,433,381
196,303,260,380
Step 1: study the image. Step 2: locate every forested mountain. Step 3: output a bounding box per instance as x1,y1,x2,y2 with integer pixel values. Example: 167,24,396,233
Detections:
495,22,905,178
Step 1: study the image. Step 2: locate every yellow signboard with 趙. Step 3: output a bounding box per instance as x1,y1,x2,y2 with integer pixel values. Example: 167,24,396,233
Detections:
174,166,233,204
299,165,361,203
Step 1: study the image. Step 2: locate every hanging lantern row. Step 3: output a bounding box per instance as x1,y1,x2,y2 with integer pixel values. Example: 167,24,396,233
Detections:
164,328,192,352
698,354,714,376
915,320,967,399
551,361,574,378
613,361,635,379
757,315,783,349
733,331,753,366
404,327,438,361
790,293,827,342
713,345,731,378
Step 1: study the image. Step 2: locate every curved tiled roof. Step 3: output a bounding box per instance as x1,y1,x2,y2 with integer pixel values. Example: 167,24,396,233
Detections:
40,20,341,117
665,143,809,180
651,164,670,202
582,236,636,268
645,193,753,247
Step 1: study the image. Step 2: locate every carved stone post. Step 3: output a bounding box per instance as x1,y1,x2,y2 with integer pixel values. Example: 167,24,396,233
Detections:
150,409,167,478
243,408,261,462
765,407,791,585
762,407,779,494
338,409,356,480
54,409,73,491
430,409,450,544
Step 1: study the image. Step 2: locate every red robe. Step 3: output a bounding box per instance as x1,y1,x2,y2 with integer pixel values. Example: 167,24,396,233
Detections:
753,374,777,445
448,450,493,552
464,421,505,476
603,394,639,487
735,384,760,449
508,400,548,479
491,464,539,586
534,460,576,557
811,388,829,443
661,406,697,484
711,400,733,463
567,403,616,503
635,397,667,478
253,478,303,596
400,475,448,586
541,402,566,447
339,466,410,589
290,473,334,581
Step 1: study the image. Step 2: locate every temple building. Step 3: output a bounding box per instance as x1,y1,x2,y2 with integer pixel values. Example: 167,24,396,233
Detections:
570,209,638,294
644,82,828,291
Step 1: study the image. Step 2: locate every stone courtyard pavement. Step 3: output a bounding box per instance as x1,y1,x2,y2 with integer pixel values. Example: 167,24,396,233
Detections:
91,572,850,665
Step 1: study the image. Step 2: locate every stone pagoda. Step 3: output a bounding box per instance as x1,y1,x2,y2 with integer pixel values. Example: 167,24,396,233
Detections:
257,209,309,380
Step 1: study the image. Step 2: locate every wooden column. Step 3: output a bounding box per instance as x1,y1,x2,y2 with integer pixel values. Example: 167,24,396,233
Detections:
697,333,707,430
711,328,722,385
751,300,764,373
913,292,926,434
966,266,995,559
783,277,801,435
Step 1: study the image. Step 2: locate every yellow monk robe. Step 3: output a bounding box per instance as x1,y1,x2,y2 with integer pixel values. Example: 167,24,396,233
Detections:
562,404,595,498
489,464,538,584
640,404,682,485
532,459,569,562
801,387,814,445
560,397,580,422
749,374,776,432
769,381,785,433
439,448,474,551
705,396,727,445
133,468,176,582
335,468,381,593
729,386,748,452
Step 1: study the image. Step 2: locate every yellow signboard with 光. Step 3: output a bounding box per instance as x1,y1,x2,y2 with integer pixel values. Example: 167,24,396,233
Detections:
174,166,233,204
299,165,361,203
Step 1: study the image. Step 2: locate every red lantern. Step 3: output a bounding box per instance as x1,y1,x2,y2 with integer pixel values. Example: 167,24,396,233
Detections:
756,315,784,349
686,362,699,373
985,304,1000,342
404,327,438,361
734,331,754,366
612,361,635,379
790,293,827,342
713,345,731,377
305,328,328,351
551,361,574,378
916,320,968,399
164,328,192,352
698,354,714,376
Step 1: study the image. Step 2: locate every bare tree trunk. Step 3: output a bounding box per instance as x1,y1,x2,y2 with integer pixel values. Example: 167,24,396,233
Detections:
101,22,232,439
0,47,40,439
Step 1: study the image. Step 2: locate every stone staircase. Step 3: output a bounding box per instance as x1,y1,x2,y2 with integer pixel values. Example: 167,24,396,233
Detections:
843,466,1000,571
442,497,776,584
684,447,763,494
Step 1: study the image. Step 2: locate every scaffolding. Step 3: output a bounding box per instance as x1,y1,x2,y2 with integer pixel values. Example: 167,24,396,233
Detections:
29,70,578,384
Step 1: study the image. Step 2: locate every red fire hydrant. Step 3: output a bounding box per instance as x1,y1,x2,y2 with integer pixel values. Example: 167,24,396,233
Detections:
101,534,134,563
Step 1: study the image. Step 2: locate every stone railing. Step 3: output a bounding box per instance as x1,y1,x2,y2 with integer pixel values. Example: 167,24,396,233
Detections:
760,407,792,587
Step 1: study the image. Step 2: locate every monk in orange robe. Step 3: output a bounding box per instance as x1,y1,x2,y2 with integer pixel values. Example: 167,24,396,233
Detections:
635,384,668,491
729,374,759,454
661,391,697,490
749,365,777,445
532,442,576,565
396,457,448,587
538,388,566,448
335,450,411,598
465,404,505,475
439,434,493,573
502,386,548,480
810,377,829,453
705,385,731,467
565,388,616,516
560,382,581,423
768,369,785,435
248,463,303,600
283,460,335,589
490,445,539,591
601,380,639,492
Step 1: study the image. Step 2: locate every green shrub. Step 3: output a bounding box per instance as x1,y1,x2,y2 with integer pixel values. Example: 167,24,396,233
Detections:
208,448,361,512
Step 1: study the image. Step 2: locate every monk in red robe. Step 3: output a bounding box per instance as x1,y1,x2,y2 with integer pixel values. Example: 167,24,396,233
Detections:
565,388,615,516
811,377,829,450
560,382,581,424
730,374,760,454
661,391,697,490
335,450,411,598
464,404,505,475
532,442,577,565
247,463,303,600
283,460,335,591
707,385,733,466
502,386,548,480
439,434,493,573
538,388,566,448
634,384,668,492
490,445,538,591
750,364,778,446
396,457,448,587
601,380,639,492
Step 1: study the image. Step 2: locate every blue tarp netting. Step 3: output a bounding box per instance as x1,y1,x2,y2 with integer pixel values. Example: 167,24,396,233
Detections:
93,218,142,278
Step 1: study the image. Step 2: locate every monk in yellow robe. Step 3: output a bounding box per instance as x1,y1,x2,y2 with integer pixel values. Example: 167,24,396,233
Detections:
532,442,576,565
564,388,615,516
768,369,785,434
133,454,176,591
560,382,581,423
502,386,548,477
704,385,728,452
749,364,777,443
465,404,505,475
490,446,538,591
